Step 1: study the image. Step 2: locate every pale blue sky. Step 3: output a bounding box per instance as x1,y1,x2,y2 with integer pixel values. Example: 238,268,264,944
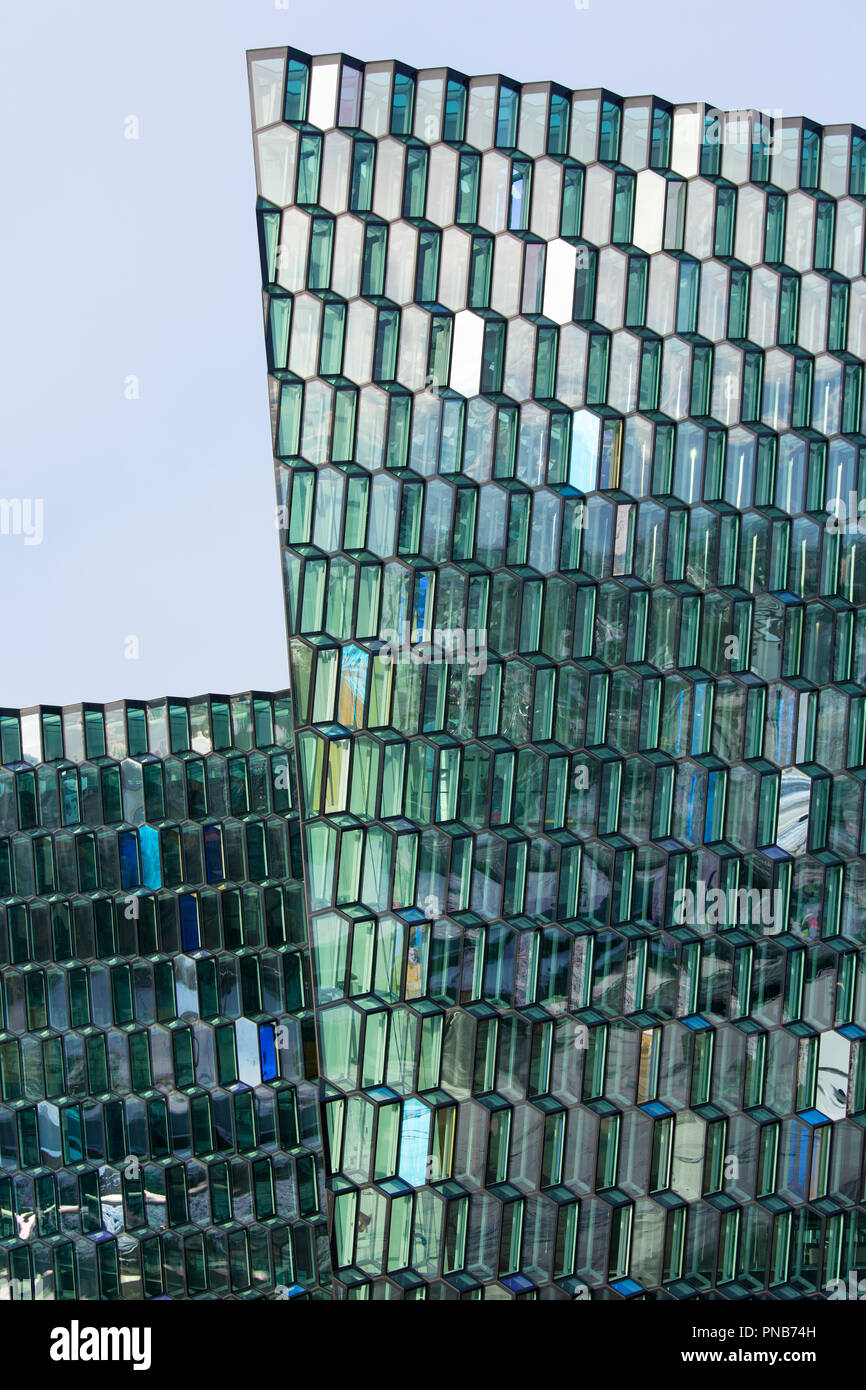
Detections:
0,0,862,707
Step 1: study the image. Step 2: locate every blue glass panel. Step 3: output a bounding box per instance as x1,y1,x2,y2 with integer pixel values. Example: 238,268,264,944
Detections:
260,1024,279,1083
179,894,200,952
118,830,140,890
397,1098,429,1188
139,823,162,890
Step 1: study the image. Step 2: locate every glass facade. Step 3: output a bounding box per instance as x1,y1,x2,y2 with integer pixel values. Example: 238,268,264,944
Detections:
4,47,866,1306
248,47,866,1299
0,695,331,1300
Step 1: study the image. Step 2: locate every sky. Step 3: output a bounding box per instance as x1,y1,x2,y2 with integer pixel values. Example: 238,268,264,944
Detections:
0,0,862,708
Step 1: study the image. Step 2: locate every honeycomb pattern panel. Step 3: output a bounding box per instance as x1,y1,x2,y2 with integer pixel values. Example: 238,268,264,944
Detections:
0,694,331,1301
249,47,866,1300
